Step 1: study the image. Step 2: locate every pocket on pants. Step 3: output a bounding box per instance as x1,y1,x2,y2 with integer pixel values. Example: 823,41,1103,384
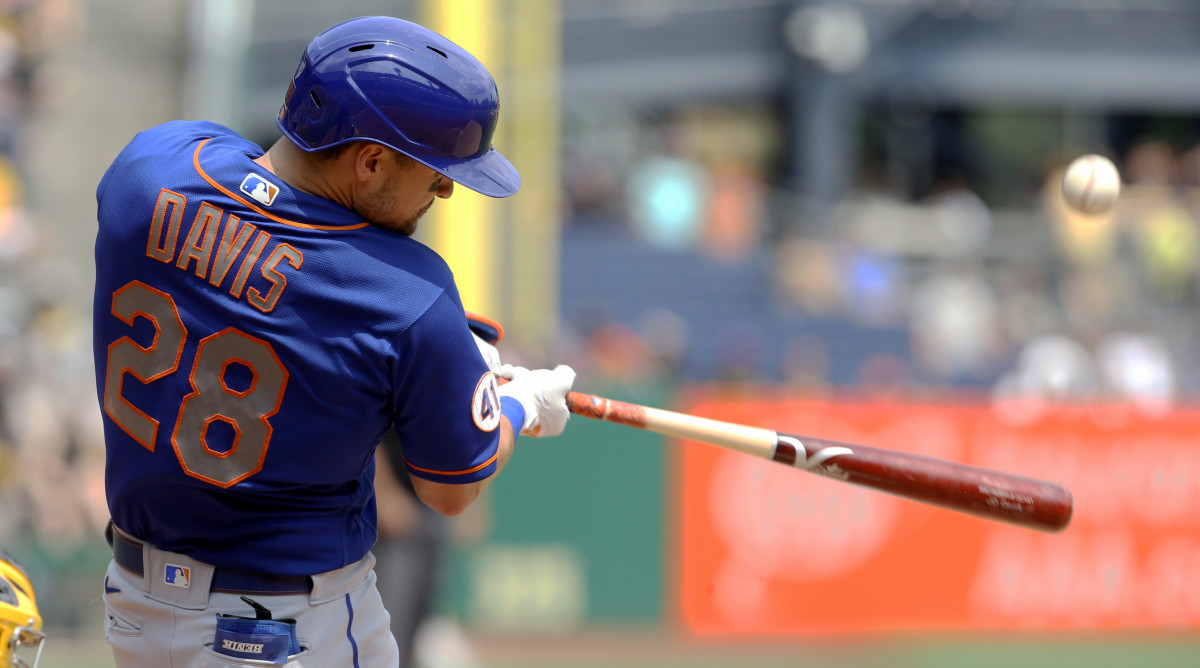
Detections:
201,642,310,667
103,587,145,667
105,610,143,638
103,590,143,640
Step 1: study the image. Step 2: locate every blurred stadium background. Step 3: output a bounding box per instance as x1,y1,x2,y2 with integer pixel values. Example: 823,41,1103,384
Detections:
3,0,1200,666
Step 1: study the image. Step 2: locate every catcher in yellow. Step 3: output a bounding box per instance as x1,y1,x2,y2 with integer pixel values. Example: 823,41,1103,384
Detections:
0,549,44,668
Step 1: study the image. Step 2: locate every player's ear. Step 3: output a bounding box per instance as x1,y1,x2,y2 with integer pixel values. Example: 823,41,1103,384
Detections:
354,142,389,181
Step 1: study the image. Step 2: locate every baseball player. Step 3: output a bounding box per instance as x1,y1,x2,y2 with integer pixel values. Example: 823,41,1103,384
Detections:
93,16,575,668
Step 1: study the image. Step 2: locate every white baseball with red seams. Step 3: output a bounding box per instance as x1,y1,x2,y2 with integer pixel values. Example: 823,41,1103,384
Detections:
1061,154,1121,215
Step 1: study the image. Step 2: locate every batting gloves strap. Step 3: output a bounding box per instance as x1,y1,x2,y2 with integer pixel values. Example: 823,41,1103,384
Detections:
496,364,577,438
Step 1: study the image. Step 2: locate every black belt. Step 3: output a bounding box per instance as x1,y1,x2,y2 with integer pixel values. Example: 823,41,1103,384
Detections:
106,523,312,595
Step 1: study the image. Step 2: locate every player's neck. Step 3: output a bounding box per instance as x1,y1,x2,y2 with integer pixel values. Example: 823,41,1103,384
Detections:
255,138,354,211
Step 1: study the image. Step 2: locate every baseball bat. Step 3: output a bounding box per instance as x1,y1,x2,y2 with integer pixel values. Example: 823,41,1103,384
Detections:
565,391,1073,533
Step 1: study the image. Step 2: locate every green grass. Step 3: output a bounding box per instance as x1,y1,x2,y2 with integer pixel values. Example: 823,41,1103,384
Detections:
37,627,1200,668
474,632,1200,668
35,633,115,668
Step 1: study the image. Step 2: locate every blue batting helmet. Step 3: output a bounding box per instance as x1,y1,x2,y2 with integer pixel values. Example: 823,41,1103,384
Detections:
277,16,521,198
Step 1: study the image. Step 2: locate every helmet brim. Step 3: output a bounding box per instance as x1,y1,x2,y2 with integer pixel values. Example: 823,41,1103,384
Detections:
419,146,521,198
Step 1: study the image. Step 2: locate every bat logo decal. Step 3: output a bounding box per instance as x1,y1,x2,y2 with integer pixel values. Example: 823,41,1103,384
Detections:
774,435,853,471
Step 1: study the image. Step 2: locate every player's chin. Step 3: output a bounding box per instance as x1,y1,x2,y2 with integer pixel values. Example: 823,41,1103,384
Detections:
401,200,436,236
382,209,426,237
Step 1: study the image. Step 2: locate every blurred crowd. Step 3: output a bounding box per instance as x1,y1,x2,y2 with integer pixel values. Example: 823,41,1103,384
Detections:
0,0,109,614
556,107,1200,429
0,0,108,628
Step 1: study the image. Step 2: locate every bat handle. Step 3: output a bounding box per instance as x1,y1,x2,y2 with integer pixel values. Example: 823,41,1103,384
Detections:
565,391,595,414
567,391,637,426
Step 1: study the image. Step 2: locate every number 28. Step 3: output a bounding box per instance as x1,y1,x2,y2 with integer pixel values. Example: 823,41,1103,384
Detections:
103,280,289,487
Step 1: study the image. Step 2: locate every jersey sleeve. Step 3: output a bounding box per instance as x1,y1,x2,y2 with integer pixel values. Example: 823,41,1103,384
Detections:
390,289,500,484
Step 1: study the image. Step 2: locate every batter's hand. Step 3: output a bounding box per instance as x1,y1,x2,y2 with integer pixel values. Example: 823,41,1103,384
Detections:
496,364,576,437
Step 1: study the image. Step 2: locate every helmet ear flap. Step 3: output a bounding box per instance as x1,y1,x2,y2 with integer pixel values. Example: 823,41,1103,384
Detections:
296,87,330,138
284,75,341,149
280,49,342,150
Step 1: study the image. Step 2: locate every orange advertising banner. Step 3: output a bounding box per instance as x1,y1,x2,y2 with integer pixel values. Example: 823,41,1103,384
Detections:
674,392,1200,634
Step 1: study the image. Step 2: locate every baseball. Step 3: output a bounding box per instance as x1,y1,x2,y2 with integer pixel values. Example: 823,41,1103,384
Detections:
1061,154,1121,216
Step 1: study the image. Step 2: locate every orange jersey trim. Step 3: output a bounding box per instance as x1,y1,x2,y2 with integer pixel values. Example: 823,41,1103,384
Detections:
464,311,505,344
192,138,370,232
405,449,499,477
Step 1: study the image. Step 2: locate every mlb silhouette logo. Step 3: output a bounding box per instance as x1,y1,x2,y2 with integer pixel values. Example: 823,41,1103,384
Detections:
164,564,191,589
240,173,279,206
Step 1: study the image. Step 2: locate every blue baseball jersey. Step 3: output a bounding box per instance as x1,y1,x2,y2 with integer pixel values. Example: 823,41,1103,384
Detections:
93,121,503,575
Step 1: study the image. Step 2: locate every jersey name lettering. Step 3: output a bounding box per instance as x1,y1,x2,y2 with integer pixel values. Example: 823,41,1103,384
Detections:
147,188,303,312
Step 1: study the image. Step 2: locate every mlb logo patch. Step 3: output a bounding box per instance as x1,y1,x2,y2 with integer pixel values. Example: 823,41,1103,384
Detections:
164,563,191,589
240,173,279,206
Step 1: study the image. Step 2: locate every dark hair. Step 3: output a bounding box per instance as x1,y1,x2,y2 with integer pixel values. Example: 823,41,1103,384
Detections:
312,142,416,169
311,142,355,162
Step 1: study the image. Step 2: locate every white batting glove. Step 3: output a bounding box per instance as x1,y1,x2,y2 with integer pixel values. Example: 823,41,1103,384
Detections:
472,332,501,372
496,364,576,437
494,364,524,380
